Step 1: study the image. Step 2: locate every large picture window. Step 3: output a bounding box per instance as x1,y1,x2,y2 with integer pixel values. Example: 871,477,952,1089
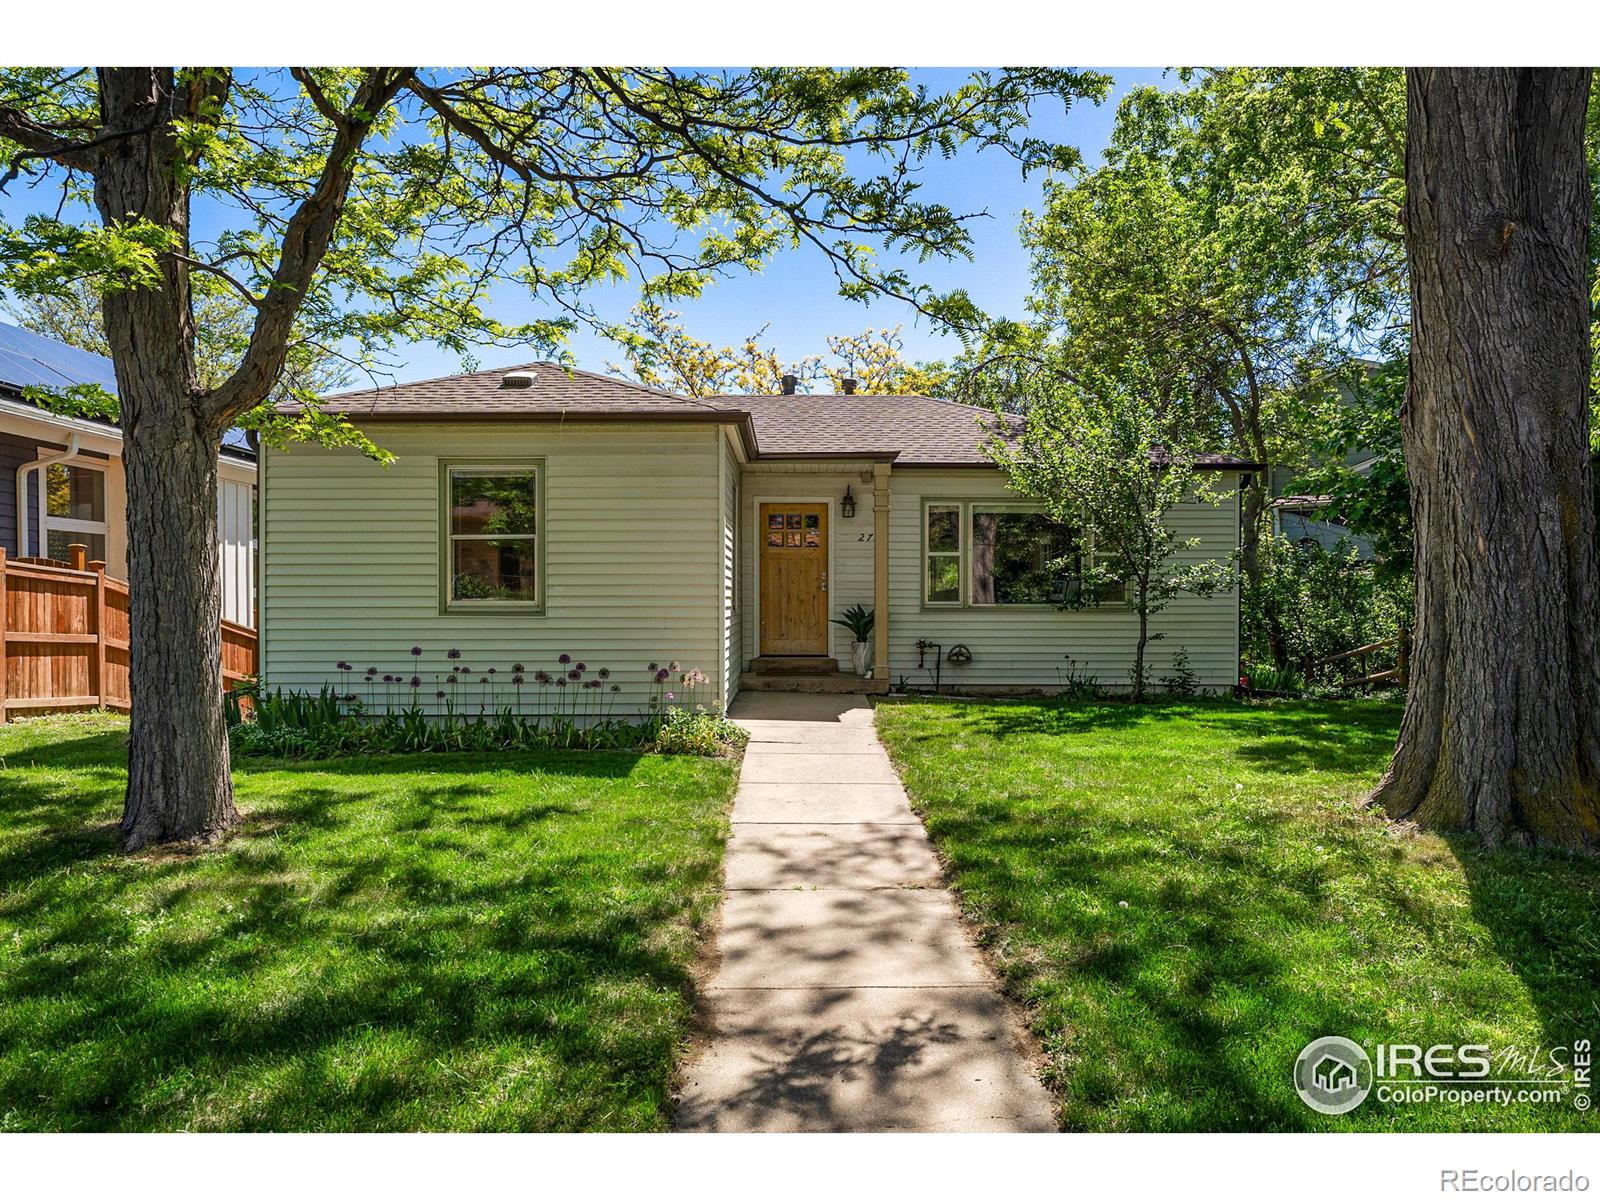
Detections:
923,500,1118,609
970,508,1078,606
443,463,542,609
42,462,108,564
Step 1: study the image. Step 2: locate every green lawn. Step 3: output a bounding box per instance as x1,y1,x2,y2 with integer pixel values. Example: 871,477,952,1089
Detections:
0,713,739,1131
874,697,1598,1132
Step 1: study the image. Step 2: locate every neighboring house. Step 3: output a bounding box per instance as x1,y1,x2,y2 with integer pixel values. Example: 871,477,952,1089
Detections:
1268,462,1377,559
259,362,1257,710
0,321,259,626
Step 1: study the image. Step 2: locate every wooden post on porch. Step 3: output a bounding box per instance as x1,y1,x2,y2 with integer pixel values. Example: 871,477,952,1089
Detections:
69,543,87,572
872,463,891,682
0,546,8,724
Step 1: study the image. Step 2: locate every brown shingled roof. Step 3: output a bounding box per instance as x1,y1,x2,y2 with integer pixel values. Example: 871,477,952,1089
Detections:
297,361,1259,469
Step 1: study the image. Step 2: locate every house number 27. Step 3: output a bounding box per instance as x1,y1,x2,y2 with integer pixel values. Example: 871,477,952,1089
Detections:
857,533,874,542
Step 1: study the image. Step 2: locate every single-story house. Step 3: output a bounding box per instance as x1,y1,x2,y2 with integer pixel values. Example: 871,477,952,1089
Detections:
0,321,259,626
259,363,1256,711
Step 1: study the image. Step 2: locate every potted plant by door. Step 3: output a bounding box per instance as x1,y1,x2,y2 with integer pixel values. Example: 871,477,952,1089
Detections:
831,605,876,677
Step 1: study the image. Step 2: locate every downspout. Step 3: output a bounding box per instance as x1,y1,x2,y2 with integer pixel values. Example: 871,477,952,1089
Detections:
16,434,81,559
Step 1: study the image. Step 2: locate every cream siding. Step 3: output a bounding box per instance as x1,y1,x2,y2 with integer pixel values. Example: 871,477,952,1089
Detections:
719,432,741,705
883,467,1243,692
739,462,879,666
261,422,726,714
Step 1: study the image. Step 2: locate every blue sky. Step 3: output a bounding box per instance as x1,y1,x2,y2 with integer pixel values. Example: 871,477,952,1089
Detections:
0,68,1175,388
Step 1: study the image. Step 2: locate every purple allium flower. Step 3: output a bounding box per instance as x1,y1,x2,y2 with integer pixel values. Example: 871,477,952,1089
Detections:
365,666,377,677
534,670,551,684
655,668,670,683
410,646,423,657
556,678,567,688
666,691,675,701
435,690,445,700
488,667,497,674
648,662,658,672
383,674,394,683
574,661,586,672
512,674,525,685
567,669,581,681
447,648,461,660
584,679,601,689
597,667,610,680
480,677,489,684
558,653,571,665
335,661,352,672
409,675,421,688
610,684,621,693
669,661,680,672
344,692,358,703
511,662,525,673
446,676,456,686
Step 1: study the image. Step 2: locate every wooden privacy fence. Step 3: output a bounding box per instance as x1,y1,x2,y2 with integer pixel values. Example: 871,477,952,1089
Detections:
0,544,256,722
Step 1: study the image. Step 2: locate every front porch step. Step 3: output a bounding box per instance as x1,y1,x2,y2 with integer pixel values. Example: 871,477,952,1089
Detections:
749,656,840,676
739,671,888,695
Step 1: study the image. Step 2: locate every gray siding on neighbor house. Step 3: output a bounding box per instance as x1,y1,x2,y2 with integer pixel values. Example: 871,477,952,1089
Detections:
260,421,728,714
0,428,55,557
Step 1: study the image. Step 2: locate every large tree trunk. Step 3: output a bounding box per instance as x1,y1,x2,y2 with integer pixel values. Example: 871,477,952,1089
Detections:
94,69,238,850
1372,69,1600,851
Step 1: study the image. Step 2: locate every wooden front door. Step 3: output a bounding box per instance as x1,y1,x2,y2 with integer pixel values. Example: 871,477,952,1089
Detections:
759,503,829,656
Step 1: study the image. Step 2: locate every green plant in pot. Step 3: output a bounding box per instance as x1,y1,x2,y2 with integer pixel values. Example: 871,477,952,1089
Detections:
831,604,875,677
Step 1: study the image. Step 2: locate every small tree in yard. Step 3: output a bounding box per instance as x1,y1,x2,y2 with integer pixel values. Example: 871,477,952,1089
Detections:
0,67,1105,850
986,367,1232,702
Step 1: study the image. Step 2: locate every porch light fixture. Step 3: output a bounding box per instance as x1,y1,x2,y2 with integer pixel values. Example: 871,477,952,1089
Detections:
841,485,856,519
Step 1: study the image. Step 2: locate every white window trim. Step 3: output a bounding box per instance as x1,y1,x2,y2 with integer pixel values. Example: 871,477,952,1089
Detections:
39,458,109,563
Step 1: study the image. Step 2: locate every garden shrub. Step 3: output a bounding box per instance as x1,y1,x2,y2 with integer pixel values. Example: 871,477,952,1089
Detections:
1242,532,1411,685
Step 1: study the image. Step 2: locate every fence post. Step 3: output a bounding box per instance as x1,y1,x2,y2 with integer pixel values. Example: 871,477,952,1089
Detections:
69,542,86,572
91,560,108,710
0,546,8,724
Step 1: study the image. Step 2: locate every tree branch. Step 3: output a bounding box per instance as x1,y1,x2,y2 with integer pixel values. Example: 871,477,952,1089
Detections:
204,68,415,423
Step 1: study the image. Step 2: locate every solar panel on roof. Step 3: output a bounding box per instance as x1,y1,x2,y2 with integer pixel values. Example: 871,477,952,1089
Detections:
0,320,120,393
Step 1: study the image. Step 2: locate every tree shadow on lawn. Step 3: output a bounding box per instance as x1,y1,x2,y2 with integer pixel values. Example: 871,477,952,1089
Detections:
918,696,1404,778
1450,837,1600,1057
0,752,722,1129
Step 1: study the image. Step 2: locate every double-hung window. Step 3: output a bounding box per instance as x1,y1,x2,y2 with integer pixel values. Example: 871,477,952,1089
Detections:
442,462,542,611
42,462,108,564
923,500,1119,608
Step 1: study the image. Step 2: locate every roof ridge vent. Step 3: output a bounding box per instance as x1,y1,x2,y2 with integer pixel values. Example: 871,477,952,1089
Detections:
500,370,538,390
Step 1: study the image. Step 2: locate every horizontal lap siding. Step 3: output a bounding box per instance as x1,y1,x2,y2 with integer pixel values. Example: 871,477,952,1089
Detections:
887,468,1243,691
721,437,740,704
262,423,723,715
739,464,877,665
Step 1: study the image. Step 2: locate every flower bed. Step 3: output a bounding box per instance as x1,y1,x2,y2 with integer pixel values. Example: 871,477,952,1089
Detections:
229,651,744,759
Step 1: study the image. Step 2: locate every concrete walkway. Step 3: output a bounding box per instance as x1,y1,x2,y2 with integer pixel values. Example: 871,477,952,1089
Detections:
674,693,1056,1132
